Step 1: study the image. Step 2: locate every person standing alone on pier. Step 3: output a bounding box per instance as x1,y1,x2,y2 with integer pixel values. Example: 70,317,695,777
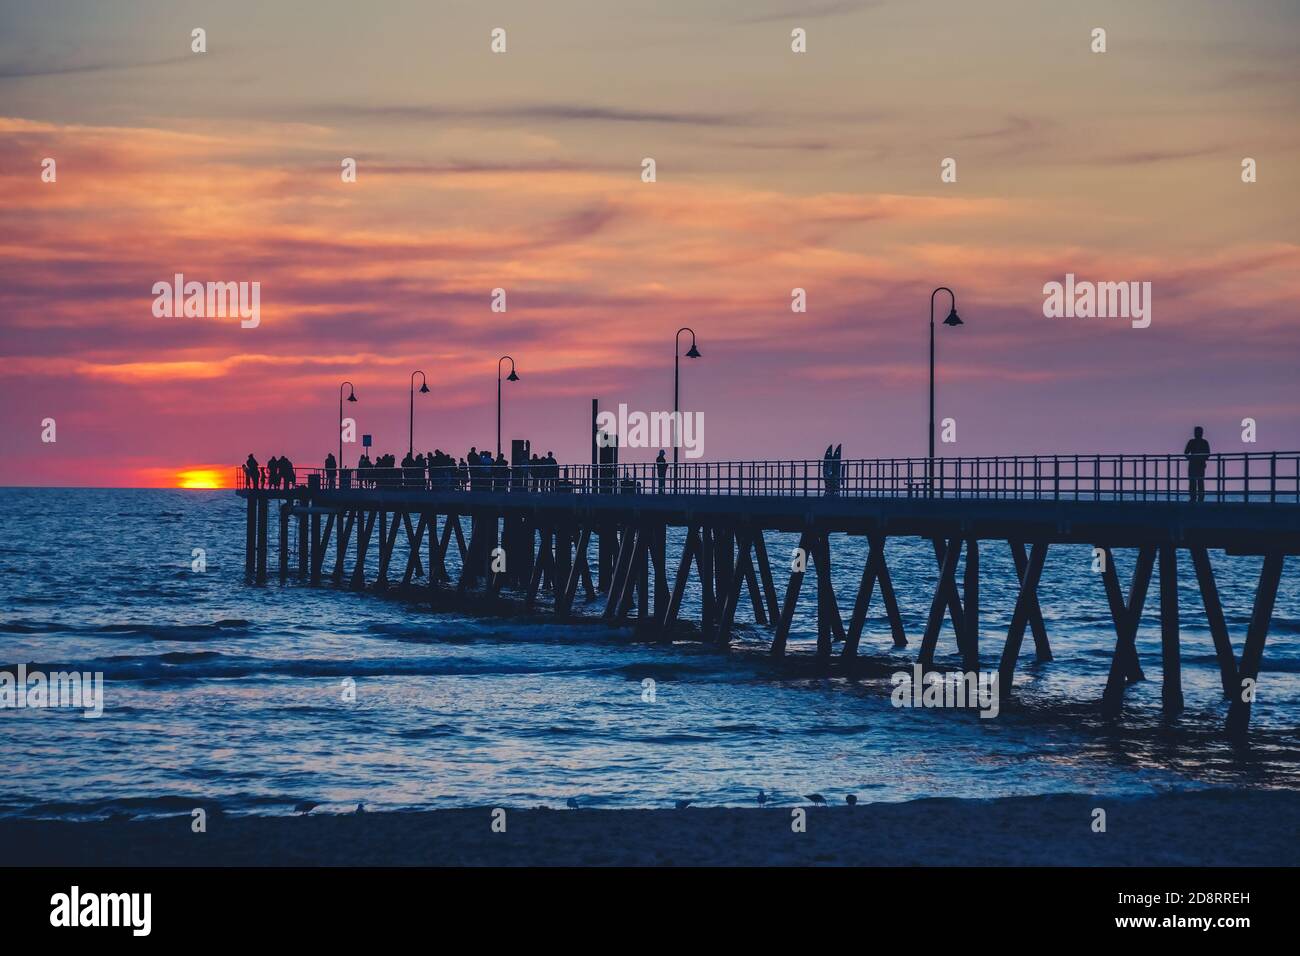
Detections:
656,450,668,494
324,452,337,490
1184,426,1211,502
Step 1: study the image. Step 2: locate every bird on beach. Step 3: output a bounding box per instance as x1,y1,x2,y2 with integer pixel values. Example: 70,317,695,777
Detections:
804,793,827,806
566,797,581,810
757,790,768,806
675,799,693,810
846,794,857,807
294,801,319,816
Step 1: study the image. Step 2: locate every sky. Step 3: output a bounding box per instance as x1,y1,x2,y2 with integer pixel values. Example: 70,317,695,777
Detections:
1,0,1298,487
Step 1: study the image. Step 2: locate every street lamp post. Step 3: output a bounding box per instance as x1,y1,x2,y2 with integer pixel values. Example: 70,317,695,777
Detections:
409,370,429,458
496,356,518,459
673,328,701,471
339,380,357,470
928,287,963,494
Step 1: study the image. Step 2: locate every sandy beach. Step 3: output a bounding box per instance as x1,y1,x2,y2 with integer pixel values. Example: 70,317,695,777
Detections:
3,790,1296,867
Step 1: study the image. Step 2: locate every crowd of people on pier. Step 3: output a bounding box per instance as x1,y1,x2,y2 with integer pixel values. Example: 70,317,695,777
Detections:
243,454,297,490
245,448,567,492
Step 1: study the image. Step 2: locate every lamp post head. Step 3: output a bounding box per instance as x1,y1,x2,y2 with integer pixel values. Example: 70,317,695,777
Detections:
507,369,520,382
943,307,963,327
686,342,701,358
346,388,358,402
419,382,430,394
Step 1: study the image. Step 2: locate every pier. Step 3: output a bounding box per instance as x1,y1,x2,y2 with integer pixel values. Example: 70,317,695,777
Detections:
236,450,1300,737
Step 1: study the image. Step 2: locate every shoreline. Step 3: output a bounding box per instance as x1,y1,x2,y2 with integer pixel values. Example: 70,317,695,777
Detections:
2,790,1295,867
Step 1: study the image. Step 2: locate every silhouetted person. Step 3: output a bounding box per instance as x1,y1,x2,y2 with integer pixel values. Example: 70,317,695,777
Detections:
324,452,336,489
823,445,838,496
281,456,295,489
1184,426,1211,502
656,449,668,494
245,453,260,489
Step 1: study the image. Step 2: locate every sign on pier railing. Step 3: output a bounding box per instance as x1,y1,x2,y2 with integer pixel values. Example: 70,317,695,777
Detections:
235,451,1300,504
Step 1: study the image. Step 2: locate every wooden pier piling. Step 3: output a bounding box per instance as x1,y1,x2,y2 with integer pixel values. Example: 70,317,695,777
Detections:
297,502,308,580
244,496,256,580
255,496,268,585
278,504,289,583
1159,544,1184,715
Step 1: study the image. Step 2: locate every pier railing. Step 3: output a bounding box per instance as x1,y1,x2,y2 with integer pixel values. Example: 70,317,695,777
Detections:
236,451,1300,504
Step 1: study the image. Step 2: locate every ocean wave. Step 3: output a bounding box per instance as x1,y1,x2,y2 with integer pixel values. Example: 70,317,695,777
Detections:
66,654,612,683
0,792,297,822
119,587,196,600
100,651,222,665
711,722,765,733
0,620,66,634
91,620,253,641
1074,650,1300,675
368,619,650,649
606,662,744,681
394,723,463,739
804,722,872,736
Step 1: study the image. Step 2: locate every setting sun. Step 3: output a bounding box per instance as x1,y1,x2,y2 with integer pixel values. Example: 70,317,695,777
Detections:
175,468,227,490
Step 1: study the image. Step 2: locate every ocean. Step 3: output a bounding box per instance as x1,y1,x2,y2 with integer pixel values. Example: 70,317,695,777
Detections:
2,488,1297,820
